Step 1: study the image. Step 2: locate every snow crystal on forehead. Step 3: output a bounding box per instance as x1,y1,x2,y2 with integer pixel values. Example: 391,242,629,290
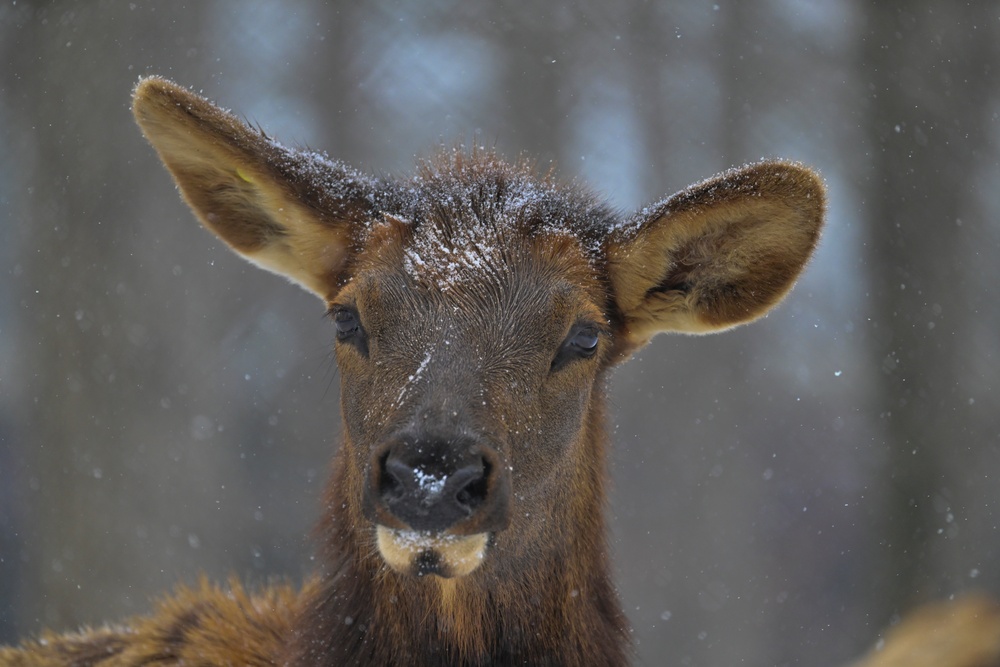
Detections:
402,225,499,291
389,151,618,287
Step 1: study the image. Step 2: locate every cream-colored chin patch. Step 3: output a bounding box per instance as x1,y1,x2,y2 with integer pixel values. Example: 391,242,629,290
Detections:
376,526,488,578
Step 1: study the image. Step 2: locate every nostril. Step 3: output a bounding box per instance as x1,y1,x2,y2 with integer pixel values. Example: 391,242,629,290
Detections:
451,459,490,513
381,456,408,503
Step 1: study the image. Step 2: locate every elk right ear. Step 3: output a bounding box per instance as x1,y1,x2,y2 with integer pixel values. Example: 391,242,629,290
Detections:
607,161,824,348
132,77,381,299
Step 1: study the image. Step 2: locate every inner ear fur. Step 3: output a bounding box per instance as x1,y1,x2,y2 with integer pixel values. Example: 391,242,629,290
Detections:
607,160,825,346
132,76,381,299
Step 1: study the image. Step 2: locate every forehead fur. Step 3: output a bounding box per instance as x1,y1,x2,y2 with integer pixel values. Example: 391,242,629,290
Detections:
354,150,618,297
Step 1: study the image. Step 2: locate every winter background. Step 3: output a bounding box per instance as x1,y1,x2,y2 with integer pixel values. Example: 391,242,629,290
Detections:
1,2,998,665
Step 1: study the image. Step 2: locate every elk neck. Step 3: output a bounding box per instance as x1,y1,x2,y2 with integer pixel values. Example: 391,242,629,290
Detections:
284,378,630,666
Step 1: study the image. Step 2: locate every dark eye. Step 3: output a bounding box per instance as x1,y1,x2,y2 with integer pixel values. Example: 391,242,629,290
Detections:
550,324,601,372
569,328,599,353
333,308,360,338
330,306,369,356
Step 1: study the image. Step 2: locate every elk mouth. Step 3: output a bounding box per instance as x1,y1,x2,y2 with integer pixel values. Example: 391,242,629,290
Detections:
376,525,489,578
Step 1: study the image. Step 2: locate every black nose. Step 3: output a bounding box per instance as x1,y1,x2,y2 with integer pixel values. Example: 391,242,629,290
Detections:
366,435,510,534
380,456,489,531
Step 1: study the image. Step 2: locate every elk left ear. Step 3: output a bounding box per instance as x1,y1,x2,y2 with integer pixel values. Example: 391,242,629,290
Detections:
607,160,825,347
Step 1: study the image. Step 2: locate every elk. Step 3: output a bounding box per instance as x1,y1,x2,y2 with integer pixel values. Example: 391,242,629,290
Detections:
6,76,976,667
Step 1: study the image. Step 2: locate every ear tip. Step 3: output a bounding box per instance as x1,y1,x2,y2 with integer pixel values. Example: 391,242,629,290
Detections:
133,75,175,103
759,159,826,209
132,76,204,121
733,160,827,236
740,159,826,196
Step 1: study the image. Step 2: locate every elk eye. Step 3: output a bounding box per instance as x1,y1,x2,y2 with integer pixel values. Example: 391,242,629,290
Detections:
330,306,369,356
333,308,360,338
551,324,601,372
569,328,599,353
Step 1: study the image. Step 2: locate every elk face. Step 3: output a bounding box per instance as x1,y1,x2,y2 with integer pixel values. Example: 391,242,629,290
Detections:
335,218,610,578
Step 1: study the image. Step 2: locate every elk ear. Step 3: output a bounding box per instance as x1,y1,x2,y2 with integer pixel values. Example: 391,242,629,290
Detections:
132,76,382,300
607,161,824,347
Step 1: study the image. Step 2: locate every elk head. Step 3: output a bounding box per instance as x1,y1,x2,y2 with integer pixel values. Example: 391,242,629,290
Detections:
132,77,824,583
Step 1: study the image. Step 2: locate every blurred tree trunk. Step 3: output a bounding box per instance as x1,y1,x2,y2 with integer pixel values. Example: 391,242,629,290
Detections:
7,5,134,631
2,1,218,633
860,1,999,624
715,1,755,167
0,4,31,645
498,7,566,163
618,4,782,664
311,4,363,161
624,0,670,197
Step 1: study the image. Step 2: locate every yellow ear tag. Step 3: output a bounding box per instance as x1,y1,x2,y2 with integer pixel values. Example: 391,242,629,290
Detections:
235,167,254,183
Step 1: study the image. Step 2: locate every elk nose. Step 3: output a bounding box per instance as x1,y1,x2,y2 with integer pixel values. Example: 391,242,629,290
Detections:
368,439,510,534
379,455,490,532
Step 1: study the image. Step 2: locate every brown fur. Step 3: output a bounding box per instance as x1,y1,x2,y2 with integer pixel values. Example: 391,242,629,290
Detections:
0,579,304,666
849,595,1000,667
6,77,995,666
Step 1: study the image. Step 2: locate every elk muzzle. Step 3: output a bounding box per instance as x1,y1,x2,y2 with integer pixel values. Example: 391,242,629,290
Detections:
364,434,511,578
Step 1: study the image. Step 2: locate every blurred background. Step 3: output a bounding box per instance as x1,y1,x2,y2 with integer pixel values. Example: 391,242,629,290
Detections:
1,2,998,664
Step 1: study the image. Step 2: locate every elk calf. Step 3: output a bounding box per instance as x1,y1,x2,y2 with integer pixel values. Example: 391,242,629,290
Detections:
3,78,824,666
